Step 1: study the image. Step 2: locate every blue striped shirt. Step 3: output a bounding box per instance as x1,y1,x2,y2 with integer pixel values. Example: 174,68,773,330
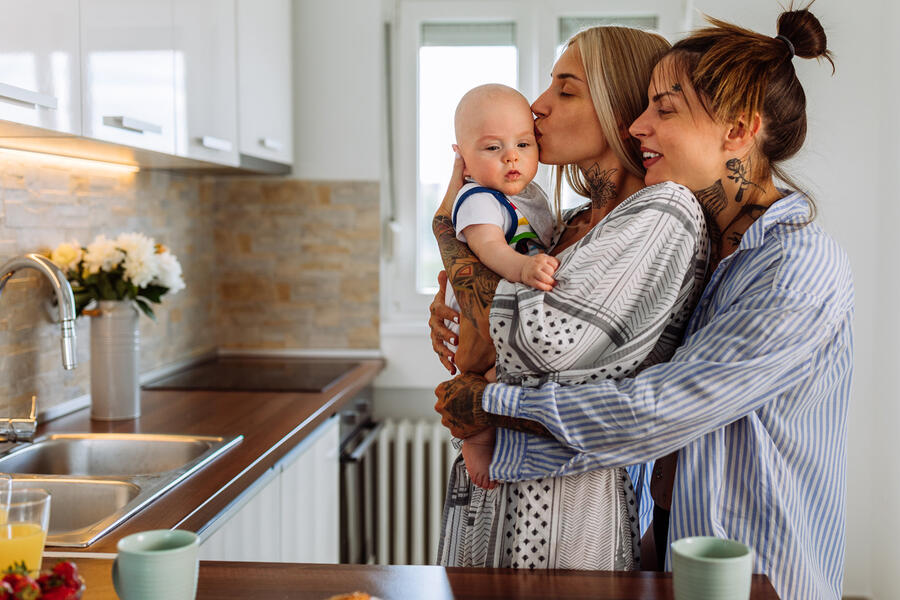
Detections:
483,192,854,600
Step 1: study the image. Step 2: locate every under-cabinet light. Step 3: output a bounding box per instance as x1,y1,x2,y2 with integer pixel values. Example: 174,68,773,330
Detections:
0,147,140,174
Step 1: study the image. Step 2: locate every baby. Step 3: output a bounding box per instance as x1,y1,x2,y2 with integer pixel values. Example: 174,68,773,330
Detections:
445,83,559,489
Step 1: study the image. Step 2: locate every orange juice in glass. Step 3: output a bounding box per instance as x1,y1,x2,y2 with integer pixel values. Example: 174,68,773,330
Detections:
0,489,50,575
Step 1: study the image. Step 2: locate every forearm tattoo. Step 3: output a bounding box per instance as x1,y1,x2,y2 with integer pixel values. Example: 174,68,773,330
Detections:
433,214,500,337
584,165,618,211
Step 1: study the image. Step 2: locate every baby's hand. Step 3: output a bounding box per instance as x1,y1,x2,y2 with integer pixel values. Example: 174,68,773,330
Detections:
461,428,497,490
520,253,559,291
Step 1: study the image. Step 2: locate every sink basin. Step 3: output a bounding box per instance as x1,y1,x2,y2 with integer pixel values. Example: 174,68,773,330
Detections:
0,433,242,547
0,434,223,476
13,478,139,537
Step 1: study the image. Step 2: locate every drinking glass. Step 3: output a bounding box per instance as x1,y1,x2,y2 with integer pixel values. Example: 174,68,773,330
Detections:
0,488,51,575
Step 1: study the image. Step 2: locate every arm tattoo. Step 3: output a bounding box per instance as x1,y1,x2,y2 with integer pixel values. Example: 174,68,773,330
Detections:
433,214,499,345
584,165,618,211
726,157,764,205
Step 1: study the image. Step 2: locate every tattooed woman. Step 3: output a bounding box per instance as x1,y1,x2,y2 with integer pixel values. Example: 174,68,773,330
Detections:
431,6,853,599
431,26,710,571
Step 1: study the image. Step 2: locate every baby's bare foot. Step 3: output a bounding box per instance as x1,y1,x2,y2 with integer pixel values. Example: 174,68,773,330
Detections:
462,428,497,490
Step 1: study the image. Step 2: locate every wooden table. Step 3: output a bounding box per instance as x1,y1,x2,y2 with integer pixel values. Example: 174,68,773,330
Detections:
70,559,781,599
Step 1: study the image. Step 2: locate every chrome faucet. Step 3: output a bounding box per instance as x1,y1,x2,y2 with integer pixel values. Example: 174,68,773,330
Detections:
0,253,78,442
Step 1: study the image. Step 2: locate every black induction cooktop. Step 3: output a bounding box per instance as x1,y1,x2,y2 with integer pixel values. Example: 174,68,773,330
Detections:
142,357,361,393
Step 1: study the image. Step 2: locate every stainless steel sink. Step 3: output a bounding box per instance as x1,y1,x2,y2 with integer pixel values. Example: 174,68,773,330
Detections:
0,433,242,547
0,434,227,476
13,478,139,537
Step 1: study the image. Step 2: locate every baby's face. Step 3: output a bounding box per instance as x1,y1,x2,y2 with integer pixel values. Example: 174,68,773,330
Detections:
456,95,538,196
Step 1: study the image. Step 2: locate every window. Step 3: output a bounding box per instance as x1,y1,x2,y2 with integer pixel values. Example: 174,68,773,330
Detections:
384,0,686,327
416,23,518,291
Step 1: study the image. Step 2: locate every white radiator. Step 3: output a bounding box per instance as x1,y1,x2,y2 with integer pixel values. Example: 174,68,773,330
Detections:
375,419,455,565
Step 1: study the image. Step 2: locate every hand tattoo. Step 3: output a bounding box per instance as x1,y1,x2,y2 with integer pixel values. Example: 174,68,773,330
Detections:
584,165,618,211
434,373,552,439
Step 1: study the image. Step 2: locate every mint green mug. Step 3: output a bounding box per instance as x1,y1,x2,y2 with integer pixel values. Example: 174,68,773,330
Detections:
112,529,199,600
671,536,753,600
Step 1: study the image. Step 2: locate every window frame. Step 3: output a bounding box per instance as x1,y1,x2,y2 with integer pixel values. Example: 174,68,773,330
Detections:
383,0,688,329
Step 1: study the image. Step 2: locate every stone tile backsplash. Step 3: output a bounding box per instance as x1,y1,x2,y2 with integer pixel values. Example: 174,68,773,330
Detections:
208,178,380,350
0,152,379,417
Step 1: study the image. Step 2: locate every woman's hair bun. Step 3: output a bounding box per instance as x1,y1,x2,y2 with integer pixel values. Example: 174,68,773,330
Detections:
776,6,834,69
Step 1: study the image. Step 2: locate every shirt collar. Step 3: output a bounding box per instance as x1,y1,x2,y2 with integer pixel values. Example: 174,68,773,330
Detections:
735,190,811,252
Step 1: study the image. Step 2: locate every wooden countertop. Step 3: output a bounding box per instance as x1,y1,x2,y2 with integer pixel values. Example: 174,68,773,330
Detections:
68,559,781,599
36,358,384,553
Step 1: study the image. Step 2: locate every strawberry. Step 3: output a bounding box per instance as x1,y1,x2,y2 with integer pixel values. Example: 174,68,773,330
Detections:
0,581,12,600
1,574,38,600
39,587,78,600
49,563,79,590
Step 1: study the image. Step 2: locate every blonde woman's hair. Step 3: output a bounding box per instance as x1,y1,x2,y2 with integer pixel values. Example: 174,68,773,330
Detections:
554,27,670,214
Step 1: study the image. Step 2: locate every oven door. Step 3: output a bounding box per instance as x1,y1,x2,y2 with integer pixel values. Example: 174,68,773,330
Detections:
340,420,382,564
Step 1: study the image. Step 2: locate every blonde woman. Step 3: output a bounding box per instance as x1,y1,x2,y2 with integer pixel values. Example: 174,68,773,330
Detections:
430,26,709,569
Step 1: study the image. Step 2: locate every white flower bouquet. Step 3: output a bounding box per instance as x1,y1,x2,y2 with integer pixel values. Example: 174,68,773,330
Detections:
49,232,185,319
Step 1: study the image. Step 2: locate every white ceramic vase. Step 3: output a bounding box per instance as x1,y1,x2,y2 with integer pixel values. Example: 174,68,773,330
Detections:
90,300,141,420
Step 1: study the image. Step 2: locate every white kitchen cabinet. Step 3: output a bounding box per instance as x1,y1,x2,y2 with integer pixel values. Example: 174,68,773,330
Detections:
173,0,239,166
199,467,282,562
200,416,340,563
0,0,80,135
236,0,293,166
280,414,340,563
80,0,176,153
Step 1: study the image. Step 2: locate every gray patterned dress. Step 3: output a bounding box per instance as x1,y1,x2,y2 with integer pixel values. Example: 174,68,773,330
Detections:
438,181,709,569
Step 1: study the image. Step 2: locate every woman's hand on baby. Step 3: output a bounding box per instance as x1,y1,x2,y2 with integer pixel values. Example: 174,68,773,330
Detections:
429,270,460,375
434,372,489,439
435,149,467,219
520,253,560,291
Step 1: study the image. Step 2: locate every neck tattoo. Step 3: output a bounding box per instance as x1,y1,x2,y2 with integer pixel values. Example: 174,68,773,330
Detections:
694,179,728,217
584,164,618,211
725,157,764,205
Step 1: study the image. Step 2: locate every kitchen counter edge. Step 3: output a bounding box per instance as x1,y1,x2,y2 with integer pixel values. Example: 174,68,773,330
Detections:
36,358,385,554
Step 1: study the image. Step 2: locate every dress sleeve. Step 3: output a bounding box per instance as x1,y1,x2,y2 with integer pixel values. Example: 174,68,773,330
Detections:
491,182,706,385
484,281,854,481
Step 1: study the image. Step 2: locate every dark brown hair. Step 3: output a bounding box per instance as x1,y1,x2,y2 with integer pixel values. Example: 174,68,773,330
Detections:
665,3,833,216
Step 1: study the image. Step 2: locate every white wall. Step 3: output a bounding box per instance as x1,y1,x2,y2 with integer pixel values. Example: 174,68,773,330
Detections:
292,0,384,180
872,1,900,599
292,1,897,596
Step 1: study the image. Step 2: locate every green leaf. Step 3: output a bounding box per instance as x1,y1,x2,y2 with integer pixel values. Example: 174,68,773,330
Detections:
114,277,129,298
97,272,117,300
134,298,156,321
140,285,167,304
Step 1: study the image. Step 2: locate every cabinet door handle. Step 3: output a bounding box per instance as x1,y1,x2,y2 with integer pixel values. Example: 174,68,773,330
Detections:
200,136,233,152
0,82,58,110
259,137,283,151
102,115,163,134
